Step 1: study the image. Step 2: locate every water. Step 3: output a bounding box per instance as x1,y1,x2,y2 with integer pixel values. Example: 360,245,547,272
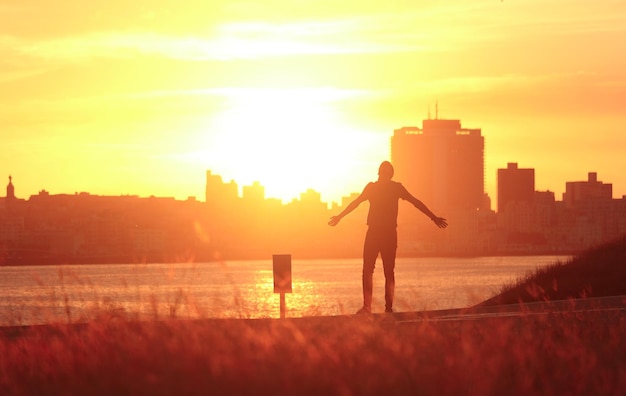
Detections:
0,256,569,326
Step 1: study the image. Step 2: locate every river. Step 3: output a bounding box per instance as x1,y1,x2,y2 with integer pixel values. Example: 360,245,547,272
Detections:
0,256,570,326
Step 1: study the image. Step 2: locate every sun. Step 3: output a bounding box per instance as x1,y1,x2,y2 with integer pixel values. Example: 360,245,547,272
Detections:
200,88,380,204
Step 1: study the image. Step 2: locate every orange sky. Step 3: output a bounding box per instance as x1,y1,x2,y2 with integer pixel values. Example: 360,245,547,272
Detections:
1,1,625,207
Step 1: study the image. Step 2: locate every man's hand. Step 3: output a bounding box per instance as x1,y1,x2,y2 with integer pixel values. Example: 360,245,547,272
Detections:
432,217,448,229
328,216,341,226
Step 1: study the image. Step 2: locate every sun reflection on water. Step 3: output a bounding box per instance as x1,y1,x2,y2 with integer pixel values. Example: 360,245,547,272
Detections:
0,256,568,325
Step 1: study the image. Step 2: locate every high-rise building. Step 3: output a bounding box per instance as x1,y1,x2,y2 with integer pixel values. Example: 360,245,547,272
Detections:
391,117,485,212
497,163,535,213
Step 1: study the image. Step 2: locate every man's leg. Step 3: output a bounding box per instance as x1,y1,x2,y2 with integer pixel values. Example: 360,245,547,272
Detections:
361,228,378,312
381,229,398,313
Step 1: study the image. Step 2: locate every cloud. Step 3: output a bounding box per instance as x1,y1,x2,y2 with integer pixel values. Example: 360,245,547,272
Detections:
3,1,625,120
5,19,428,65
1,2,505,65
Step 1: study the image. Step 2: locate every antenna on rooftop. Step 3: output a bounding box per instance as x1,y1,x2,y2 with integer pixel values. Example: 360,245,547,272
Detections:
435,100,439,119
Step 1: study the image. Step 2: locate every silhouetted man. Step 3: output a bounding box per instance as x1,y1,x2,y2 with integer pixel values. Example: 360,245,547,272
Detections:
328,161,448,314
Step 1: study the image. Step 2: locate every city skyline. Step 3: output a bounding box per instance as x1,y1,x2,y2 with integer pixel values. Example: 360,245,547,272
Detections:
2,157,623,263
3,156,621,213
1,1,625,204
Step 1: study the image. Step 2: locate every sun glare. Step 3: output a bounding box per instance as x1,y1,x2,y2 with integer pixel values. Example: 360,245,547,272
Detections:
199,88,380,203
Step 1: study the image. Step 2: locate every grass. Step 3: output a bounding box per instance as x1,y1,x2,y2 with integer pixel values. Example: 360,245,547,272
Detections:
1,310,624,395
479,236,626,306
1,239,626,395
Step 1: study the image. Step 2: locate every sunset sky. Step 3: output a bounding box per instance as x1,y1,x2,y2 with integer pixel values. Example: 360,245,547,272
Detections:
1,1,625,207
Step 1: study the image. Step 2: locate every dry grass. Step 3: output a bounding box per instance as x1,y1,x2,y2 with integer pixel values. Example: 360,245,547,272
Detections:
0,307,624,396
480,236,626,306
2,238,626,395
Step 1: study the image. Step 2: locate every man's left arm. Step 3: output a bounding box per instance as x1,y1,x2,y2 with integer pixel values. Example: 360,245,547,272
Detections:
400,185,448,229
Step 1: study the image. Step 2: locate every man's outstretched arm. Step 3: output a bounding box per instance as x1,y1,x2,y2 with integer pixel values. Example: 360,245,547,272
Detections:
406,195,448,229
328,188,368,226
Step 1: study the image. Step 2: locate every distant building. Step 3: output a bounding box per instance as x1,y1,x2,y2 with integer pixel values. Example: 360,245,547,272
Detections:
563,172,612,209
6,175,15,200
390,113,487,255
558,172,614,249
299,188,321,203
497,163,535,213
205,170,238,204
391,117,485,212
242,181,265,202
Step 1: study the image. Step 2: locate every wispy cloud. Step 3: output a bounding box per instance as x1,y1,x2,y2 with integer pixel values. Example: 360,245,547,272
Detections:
6,22,427,64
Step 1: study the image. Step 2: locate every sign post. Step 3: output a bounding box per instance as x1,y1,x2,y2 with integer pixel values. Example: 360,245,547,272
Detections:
272,254,292,318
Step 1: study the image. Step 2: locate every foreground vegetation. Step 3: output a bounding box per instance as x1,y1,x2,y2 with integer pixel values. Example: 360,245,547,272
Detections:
1,238,625,395
479,236,626,306
1,309,624,396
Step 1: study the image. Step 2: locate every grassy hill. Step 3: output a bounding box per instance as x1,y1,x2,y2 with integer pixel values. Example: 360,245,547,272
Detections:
478,236,626,306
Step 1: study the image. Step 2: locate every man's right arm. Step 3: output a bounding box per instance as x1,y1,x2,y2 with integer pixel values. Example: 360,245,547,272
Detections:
328,184,370,226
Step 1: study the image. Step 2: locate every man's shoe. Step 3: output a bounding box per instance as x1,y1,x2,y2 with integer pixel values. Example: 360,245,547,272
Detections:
385,308,394,313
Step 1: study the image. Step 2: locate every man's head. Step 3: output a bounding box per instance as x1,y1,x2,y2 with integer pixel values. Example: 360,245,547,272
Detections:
378,161,394,181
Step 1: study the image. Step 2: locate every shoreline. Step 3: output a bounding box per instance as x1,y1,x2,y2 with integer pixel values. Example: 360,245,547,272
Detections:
0,252,576,267
3,295,623,340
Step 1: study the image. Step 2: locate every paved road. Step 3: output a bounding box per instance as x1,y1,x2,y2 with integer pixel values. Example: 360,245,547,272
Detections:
386,295,626,324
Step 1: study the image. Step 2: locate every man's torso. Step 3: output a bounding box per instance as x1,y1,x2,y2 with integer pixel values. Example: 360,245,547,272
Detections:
365,180,407,228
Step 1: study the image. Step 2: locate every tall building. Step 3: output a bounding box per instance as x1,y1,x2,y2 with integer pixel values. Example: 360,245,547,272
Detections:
497,163,535,213
6,175,15,199
391,117,485,212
